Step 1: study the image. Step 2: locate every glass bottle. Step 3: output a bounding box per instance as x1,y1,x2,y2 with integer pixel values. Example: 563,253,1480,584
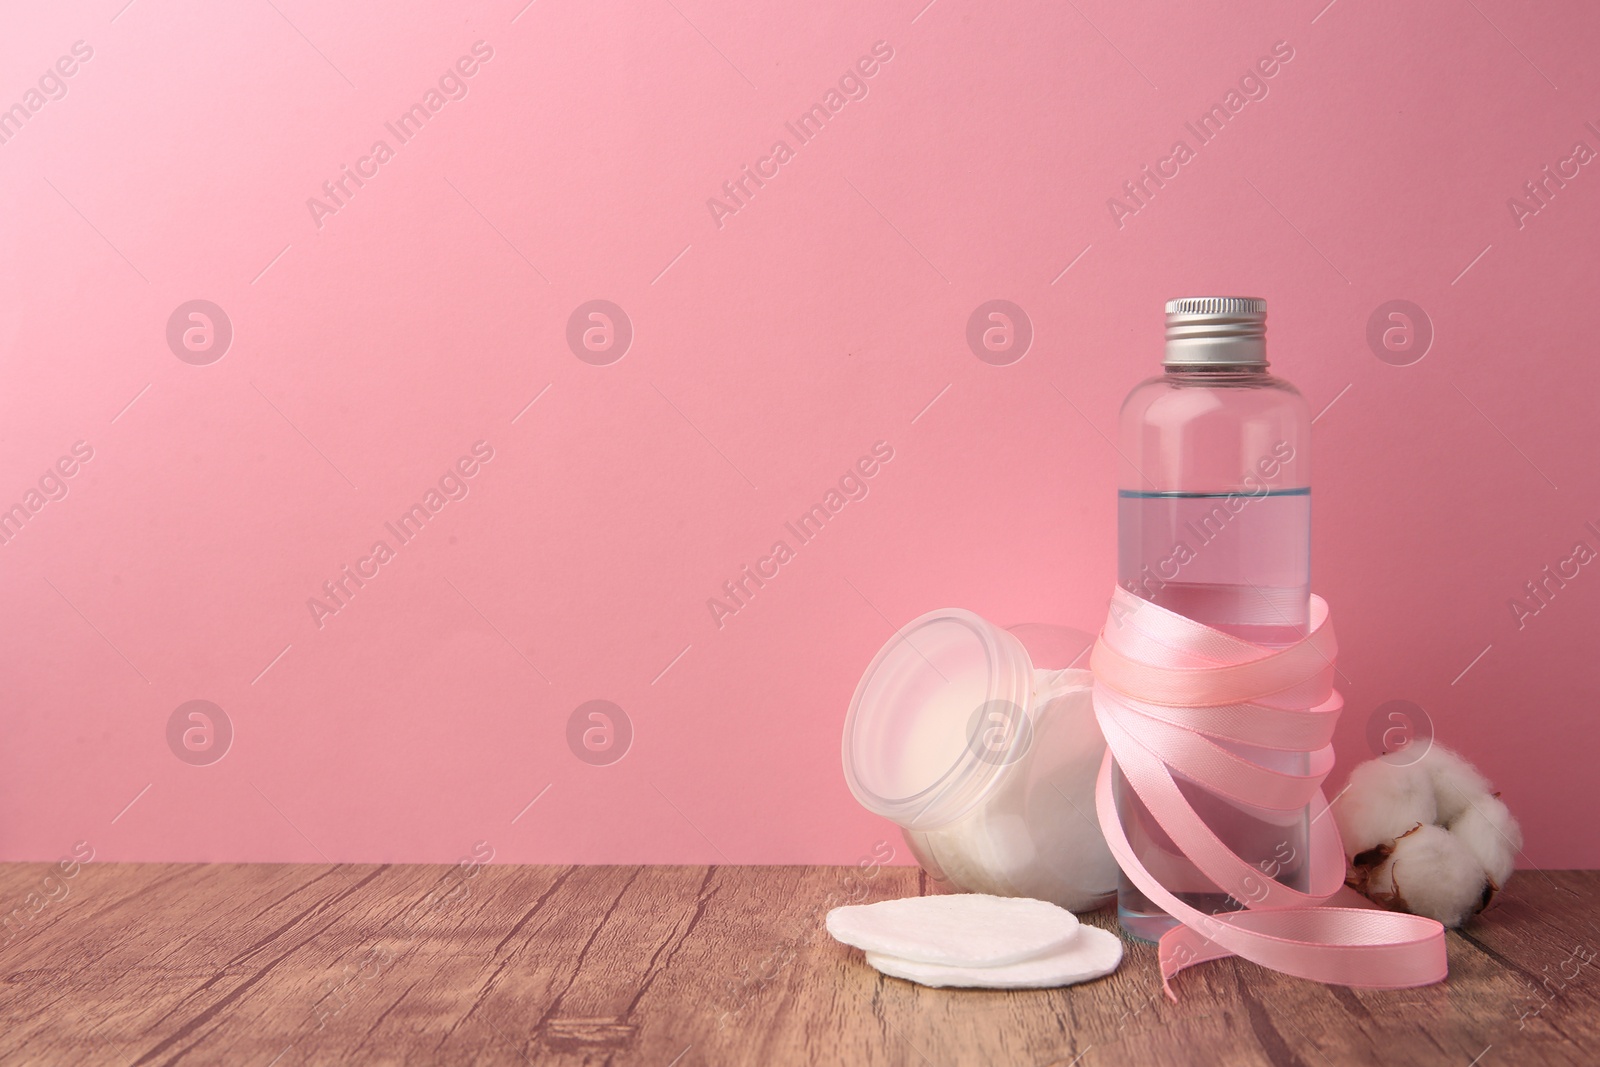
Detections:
1113,297,1313,942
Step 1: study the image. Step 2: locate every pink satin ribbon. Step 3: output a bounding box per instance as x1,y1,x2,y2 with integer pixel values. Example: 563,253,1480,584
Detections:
1091,587,1448,1000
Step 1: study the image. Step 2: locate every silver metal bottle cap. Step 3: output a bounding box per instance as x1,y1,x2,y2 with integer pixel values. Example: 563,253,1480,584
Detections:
1164,296,1267,366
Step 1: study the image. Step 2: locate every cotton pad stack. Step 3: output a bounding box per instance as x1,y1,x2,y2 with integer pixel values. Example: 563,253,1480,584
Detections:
826,894,1123,989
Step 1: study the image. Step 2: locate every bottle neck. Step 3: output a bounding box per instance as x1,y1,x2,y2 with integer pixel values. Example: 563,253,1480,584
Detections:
1163,363,1272,382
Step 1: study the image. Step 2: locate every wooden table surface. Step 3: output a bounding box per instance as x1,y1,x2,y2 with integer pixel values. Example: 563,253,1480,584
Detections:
0,862,1595,1066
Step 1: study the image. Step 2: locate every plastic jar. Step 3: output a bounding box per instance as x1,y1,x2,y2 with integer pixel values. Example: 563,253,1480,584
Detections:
841,609,1119,913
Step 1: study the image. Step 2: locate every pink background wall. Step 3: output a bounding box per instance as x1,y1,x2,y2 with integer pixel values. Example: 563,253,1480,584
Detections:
2,0,1596,870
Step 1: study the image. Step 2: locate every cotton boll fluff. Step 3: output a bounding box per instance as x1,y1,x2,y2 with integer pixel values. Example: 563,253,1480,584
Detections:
1363,824,1490,928
1449,794,1521,890
1331,758,1437,856
1333,743,1521,927
1422,745,1493,824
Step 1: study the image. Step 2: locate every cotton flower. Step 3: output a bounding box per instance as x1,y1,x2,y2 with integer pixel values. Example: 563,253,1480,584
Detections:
1334,743,1521,928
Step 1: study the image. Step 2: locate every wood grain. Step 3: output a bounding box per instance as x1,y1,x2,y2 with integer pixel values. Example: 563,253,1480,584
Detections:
0,862,1595,1065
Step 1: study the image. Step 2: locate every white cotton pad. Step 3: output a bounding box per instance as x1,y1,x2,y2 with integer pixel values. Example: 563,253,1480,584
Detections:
826,894,1079,967
865,925,1124,989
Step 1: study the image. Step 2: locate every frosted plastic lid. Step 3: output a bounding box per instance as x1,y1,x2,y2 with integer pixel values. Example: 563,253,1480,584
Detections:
841,608,1035,830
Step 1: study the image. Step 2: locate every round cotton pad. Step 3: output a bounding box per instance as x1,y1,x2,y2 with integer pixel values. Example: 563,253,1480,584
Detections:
865,925,1124,989
826,894,1080,967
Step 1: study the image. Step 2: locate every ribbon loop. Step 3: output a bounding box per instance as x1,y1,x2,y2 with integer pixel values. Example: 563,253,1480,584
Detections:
1093,587,1447,999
